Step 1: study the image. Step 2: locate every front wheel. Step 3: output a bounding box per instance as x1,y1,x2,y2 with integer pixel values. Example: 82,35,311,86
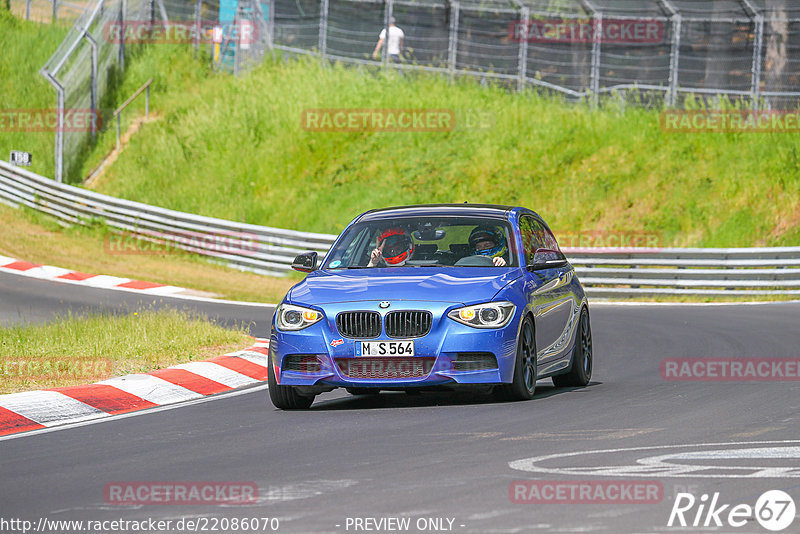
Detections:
268,359,314,410
553,307,593,387
495,316,537,401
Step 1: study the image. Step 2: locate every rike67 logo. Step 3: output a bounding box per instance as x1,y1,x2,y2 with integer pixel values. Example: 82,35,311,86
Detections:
668,490,795,531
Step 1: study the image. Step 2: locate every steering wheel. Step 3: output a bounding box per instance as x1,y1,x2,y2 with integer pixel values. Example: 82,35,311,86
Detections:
454,255,494,267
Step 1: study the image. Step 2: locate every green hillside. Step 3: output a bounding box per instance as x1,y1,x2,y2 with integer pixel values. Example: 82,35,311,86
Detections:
5,4,799,248
87,54,800,247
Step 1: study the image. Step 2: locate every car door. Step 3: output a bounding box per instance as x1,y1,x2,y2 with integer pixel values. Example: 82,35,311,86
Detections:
520,216,576,368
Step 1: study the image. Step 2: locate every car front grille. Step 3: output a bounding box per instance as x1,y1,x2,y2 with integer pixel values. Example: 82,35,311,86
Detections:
385,310,432,338
336,357,435,379
282,354,321,373
336,311,381,338
452,352,498,371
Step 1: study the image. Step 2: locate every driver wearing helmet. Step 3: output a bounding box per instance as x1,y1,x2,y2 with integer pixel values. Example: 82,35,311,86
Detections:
367,227,415,267
469,225,508,266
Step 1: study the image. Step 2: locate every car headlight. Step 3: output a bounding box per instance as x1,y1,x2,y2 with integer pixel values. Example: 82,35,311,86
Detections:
448,301,516,329
275,303,324,331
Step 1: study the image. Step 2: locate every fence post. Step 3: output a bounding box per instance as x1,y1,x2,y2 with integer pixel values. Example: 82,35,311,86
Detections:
267,0,275,50
42,72,65,183
52,0,58,22
751,15,763,111
658,1,680,107
667,14,681,107
119,0,127,71
319,0,329,59
516,5,529,92
194,0,202,57
740,0,764,111
25,0,31,20
234,8,241,76
84,32,98,139
448,0,459,82
590,12,602,109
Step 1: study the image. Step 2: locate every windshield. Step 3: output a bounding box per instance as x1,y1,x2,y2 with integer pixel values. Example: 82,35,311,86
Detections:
322,216,517,269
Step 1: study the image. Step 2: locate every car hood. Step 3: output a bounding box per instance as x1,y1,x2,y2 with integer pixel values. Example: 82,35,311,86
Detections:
289,268,523,305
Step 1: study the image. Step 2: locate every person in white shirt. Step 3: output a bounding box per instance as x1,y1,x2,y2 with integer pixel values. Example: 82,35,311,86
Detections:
372,17,404,62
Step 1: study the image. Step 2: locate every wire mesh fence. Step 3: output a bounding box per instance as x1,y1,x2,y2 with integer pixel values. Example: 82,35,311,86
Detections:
274,0,800,109
26,0,800,183
34,0,271,182
9,0,88,24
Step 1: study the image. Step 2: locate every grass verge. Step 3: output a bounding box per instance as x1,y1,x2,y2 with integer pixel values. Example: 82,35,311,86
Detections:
85,54,800,248
0,308,253,394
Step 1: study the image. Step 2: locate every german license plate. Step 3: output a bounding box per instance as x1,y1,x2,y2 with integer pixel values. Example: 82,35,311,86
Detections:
359,340,415,357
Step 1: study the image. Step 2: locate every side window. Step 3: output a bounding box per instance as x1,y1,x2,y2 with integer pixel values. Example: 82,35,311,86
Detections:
539,220,561,253
519,216,544,265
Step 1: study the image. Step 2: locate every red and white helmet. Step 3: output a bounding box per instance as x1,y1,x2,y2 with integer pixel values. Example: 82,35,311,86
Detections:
378,228,414,266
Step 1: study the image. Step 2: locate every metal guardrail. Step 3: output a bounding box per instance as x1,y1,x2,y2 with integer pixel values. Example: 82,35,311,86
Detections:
1,161,799,297
567,248,800,297
0,161,335,277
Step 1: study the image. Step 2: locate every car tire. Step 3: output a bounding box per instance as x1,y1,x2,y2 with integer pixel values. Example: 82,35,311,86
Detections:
495,316,537,401
346,388,380,396
268,359,314,410
553,307,593,387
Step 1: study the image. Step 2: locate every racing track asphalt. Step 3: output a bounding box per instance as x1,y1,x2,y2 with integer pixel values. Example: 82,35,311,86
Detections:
0,269,799,533
0,271,275,337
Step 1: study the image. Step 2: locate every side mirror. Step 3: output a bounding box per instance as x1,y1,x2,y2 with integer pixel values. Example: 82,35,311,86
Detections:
292,251,318,273
530,249,567,270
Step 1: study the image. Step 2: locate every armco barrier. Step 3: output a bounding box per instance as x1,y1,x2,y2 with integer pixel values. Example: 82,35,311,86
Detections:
1,161,799,298
0,161,335,277
568,248,800,298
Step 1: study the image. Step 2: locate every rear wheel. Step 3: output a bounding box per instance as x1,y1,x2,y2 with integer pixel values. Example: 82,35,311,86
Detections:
495,316,537,401
553,307,592,387
268,359,314,410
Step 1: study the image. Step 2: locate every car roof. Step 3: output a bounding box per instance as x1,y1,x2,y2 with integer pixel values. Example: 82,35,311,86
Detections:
357,204,538,221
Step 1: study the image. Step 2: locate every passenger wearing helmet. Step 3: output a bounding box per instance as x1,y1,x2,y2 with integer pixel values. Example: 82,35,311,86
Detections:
469,225,508,266
367,227,415,267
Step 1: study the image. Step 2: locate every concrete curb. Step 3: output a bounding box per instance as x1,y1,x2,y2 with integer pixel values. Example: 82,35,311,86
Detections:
0,340,269,437
0,255,203,298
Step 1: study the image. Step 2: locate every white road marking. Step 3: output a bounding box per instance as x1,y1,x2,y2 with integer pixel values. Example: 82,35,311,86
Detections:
96,374,201,404
234,351,269,367
0,390,108,426
170,362,258,388
23,265,73,279
79,274,132,288
509,440,800,478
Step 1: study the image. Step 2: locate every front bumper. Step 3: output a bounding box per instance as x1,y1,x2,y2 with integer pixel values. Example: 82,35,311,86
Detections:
271,300,520,388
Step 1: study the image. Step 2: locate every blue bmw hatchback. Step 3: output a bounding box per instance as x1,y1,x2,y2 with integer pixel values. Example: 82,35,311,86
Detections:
268,204,593,409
